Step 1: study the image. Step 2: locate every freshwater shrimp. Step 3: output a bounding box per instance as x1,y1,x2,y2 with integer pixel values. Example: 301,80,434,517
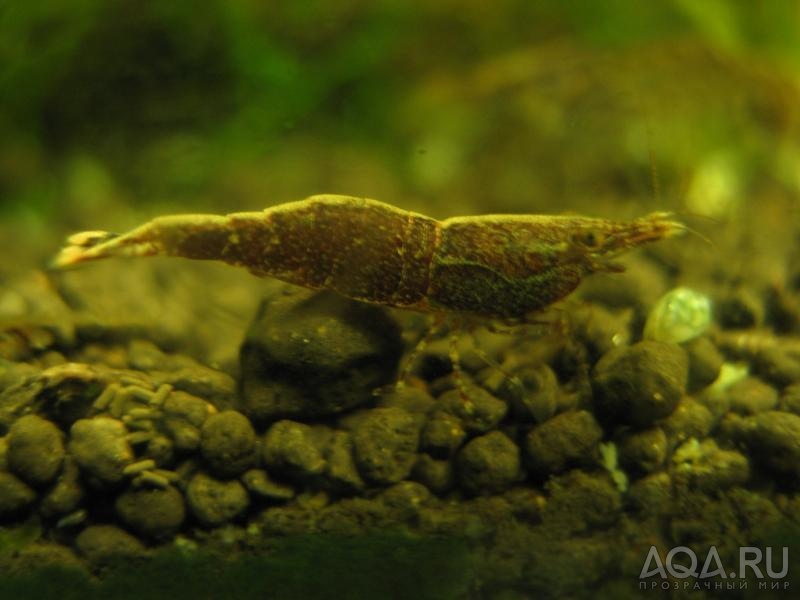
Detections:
53,194,684,392
53,194,684,321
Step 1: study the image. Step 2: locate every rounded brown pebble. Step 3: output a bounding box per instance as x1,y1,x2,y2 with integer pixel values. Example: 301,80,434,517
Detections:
69,417,134,485
115,485,186,539
39,457,84,518
162,391,215,428
438,386,507,434
411,454,455,495
7,415,65,487
352,407,419,485
727,377,778,415
754,347,800,387
781,383,800,415
616,427,668,475
0,471,36,518
504,364,559,423
593,340,688,428
322,430,365,493
717,289,762,329
741,410,800,479
628,471,672,515
242,469,295,501
524,410,603,475
186,471,250,527
457,431,520,495
685,336,723,392
420,411,466,458
262,420,325,481
661,396,713,446
75,524,147,566
200,410,256,478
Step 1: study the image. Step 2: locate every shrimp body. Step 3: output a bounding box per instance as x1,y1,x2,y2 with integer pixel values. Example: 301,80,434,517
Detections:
54,195,683,319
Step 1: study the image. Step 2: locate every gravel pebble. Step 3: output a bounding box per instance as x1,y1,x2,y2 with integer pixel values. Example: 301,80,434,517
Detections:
322,430,365,493
543,470,621,534
0,471,36,518
457,431,521,495
661,397,714,446
75,524,147,566
717,289,763,329
593,340,688,428
7,415,65,487
200,410,257,478
504,364,559,423
685,336,723,392
420,411,466,458
727,377,778,415
672,439,749,492
781,383,800,415
753,347,800,387
238,290,403,422
186,471,250,526
69,417,134,485
39,457,84,518
524,410,603,475
162,391,215,428
740,410,800,479
115,485,186,539
262,420,326,481
437,386,507,434
241,469,295,501
412,454,455,495
163,418,201,453
628,471,672,515
352,407,419,485
616,427,668,475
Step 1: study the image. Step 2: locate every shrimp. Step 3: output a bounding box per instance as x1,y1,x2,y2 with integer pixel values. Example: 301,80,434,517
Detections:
53,194,684,321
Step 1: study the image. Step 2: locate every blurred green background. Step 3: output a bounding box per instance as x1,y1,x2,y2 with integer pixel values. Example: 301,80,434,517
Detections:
1,0,799,269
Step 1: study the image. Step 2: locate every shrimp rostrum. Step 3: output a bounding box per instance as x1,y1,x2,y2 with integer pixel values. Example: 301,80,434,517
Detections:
54,195,684,321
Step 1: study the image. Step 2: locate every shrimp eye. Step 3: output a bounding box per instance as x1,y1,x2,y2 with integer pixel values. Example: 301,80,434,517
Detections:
572,229,604,249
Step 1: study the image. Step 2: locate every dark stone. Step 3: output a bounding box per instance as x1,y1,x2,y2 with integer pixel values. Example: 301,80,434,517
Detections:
411,454,455,495
241,469,295,501
740,410,800,481
7,415,65,487
75,524,147,567
753,347,800,388
437,386,507,434
40,457,85,518
199,410,257,478
524,410,603,475
592,341,688,428
542,471,621,535
502,364,559,423
456,431,520,495
186,471,249,527
262,420,326,482
69,417,134,485
727,377,778,415
616,427,667,475
322,430,365,493
238,290,403,422
0,472,36,519
420,411,466,458
685,336,723,392
717,289,763,329
114,485,186,539
352,407,419,485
